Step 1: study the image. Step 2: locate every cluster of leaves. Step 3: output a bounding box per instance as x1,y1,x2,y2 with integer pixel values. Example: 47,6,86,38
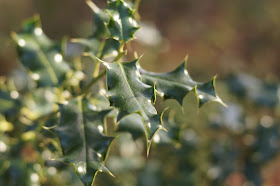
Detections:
91,73,280,186
0,0,226,185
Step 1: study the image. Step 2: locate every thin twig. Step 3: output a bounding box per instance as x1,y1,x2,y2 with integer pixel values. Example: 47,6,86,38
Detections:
80,70,106,95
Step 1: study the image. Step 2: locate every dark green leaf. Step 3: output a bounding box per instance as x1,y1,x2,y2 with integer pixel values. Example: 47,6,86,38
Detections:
70,1,121,60
226,73,279,108
12,16,70,87
140,57,226,107
102,58,165,154
107,0,140,43
55,97,114,186
0,90,19,114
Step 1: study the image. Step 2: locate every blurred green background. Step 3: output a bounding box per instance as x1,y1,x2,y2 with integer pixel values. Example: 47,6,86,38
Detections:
1,0,280,186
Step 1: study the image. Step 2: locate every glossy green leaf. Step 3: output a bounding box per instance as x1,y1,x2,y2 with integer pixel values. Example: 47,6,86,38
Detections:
70,1,122,60
107,0,140,43
102,58,166,153
140,57,226,107
54,98,114,186
12,16,70,87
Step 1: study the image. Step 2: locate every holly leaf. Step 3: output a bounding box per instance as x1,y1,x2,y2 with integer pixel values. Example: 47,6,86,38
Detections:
86,0,110,39
101,58,166,154
107,0,140,43
54,98,114,186
140,57,226,107
11,16,70,87
70,1,121,60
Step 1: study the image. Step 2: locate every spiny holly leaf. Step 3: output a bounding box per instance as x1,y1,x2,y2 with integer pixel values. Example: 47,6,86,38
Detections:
54,98,114,186
140,57,226,108
70,1,121,60
107,0,140,43
70,1,122,60
11,16,70,87
86,0,110,39
101,58,166,154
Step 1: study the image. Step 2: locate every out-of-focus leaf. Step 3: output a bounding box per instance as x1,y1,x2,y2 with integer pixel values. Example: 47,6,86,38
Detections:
102,58,165,153
89,92,111,111
69,1,122,60
117,114,145,140
0,89,20,115
135,22,162,46
209,140,239,184
226,73,279,108
140,57,225,107
21,88,58,121
11,16,70,87
0,115,14,132
107,0,140,43
0,159,34,186
208,103,244,133
254,119,279,162
86,0,110,39
10,67,36,93
72,38,120,60
54,98,114,186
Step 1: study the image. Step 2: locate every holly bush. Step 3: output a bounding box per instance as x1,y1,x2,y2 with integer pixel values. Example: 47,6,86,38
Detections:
1,0,279,186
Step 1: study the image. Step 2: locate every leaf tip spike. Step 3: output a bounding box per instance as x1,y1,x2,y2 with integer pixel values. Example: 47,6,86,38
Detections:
133,51,139,59
86,0,100,14
212,74,227,108
184,55,189,68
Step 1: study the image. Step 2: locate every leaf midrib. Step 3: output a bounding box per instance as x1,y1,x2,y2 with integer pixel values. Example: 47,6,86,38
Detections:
117,62,146,117
141,74,195,91
34,38,59,84
142,74,217,99
77,98,89,178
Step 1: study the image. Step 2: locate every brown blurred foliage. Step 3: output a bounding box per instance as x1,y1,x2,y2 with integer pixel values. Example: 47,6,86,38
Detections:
1,0,280,80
